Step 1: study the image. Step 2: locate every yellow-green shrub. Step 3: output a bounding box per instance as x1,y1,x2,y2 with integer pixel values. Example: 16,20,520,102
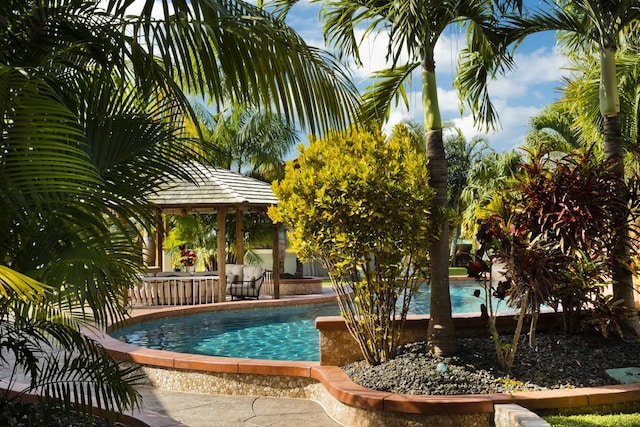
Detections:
269,126,435,364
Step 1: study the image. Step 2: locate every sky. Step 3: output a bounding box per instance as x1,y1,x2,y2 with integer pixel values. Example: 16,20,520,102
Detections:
280,1,571,154
103,0,571,155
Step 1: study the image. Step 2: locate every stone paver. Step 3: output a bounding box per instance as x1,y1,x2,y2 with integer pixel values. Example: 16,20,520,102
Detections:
134,386,344,427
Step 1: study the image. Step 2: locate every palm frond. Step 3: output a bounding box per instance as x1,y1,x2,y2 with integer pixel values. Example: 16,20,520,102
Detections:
115,0,361,135
360,63,419,125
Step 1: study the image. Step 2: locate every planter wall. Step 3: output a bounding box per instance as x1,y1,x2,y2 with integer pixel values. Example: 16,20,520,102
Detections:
279,277,323,296
316,311,564,366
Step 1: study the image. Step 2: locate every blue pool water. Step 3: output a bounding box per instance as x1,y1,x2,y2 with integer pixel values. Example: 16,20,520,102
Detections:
113,281,501,361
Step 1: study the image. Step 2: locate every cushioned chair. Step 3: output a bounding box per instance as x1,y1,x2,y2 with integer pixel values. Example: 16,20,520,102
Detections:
225,264,266,300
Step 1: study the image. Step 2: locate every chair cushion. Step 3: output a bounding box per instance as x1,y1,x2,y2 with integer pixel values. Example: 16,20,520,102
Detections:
226,264,245,281
235,285,255,297
243,265,264,282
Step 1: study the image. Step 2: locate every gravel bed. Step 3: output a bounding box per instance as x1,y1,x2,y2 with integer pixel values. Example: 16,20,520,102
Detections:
342,331,640,395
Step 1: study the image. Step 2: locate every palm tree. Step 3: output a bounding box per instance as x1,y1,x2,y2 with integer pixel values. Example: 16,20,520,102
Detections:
460,150,523,236
511,0,640,332
108,0,361,135
444,129,491,260
275,0,521,356
190,101,299,178
524,104,591,154
560,27,640,163
1,0,360,420
0,65,146,416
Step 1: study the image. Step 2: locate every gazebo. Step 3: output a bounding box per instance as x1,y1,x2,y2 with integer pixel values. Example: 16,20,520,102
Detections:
147,163,282,301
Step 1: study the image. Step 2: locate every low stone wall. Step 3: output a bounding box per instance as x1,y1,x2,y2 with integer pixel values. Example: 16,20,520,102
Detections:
316,311,564,365
137,365,494,427
99,297,640,427
279,277,323,296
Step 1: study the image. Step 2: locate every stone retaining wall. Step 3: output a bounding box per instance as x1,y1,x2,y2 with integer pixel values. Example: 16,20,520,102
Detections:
98,298,640,427
279,278,323,296
138,365,494,427
316,311,564,365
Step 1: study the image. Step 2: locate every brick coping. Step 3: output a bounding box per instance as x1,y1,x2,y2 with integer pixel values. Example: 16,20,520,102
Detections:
97,292,640,416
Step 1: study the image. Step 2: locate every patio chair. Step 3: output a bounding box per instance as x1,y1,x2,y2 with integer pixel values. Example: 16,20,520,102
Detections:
226,264,266,300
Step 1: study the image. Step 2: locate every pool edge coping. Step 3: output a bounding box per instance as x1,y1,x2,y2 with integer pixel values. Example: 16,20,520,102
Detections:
95,290,640,417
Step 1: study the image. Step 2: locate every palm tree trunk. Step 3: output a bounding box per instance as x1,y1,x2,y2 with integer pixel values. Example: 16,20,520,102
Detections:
603,114,640,334
425,129,458,356
422,51,457,356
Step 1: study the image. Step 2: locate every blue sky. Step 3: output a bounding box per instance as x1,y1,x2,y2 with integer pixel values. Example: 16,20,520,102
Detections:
106,0,571,155
281,1,571,154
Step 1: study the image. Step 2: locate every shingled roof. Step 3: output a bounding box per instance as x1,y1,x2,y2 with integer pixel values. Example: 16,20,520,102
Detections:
149,163,278,213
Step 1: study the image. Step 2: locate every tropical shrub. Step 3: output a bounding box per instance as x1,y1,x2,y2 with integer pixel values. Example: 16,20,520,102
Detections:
474,215,570,371
473,146,634,370
269,126,435,365
515,146,629,335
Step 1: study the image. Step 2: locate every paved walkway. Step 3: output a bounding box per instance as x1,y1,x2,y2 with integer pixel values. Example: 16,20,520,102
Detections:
1,289,345,426
134,385,344,427
1,363,344,427
124,288,345,426
124,289,345,426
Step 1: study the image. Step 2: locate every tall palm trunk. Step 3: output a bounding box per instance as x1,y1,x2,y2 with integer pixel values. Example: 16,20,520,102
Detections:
604,114,640,334
423,53,457,356
600,46,640,334
426,130,457,356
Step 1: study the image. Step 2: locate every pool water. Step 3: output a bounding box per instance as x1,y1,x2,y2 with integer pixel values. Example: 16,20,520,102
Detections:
114,281,502,361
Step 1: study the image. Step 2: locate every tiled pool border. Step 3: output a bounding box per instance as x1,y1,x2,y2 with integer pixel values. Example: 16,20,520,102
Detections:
96,285,640,427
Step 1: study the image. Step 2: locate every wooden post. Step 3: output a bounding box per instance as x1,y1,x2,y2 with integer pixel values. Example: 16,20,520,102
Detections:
217,207,227,302
272,223,280,299
155,210,164,271
235,208,244,265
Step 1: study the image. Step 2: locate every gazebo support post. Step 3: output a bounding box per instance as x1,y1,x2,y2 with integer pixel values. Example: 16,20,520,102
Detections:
155,210,164,271
235,209,244,265
217,207,227,302
272,223,280,299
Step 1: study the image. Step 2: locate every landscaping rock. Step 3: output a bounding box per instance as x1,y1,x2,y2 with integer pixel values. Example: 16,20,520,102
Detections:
343,331,640,395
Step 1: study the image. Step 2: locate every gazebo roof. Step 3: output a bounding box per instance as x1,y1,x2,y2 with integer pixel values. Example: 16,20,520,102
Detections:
149,163,279,213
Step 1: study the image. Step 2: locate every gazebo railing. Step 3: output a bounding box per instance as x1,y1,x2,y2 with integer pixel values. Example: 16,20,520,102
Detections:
262,270,274,296
128,274,218,306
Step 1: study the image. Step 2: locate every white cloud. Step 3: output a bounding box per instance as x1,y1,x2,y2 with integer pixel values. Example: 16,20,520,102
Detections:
399,42,570,153
382,110,412,135
433,31,465,77
348,28,464,81
351,30,400,79
490,104,543,151
488,46,569,101
447,104,542,153
280,6,572,158
437,88,461,114
97,0,172,18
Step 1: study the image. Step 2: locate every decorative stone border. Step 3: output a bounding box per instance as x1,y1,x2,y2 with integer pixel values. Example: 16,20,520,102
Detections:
278,277,323,296
96,294,640,427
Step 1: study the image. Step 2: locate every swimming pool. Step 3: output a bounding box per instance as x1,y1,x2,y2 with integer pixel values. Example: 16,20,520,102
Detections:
113,281,502,361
